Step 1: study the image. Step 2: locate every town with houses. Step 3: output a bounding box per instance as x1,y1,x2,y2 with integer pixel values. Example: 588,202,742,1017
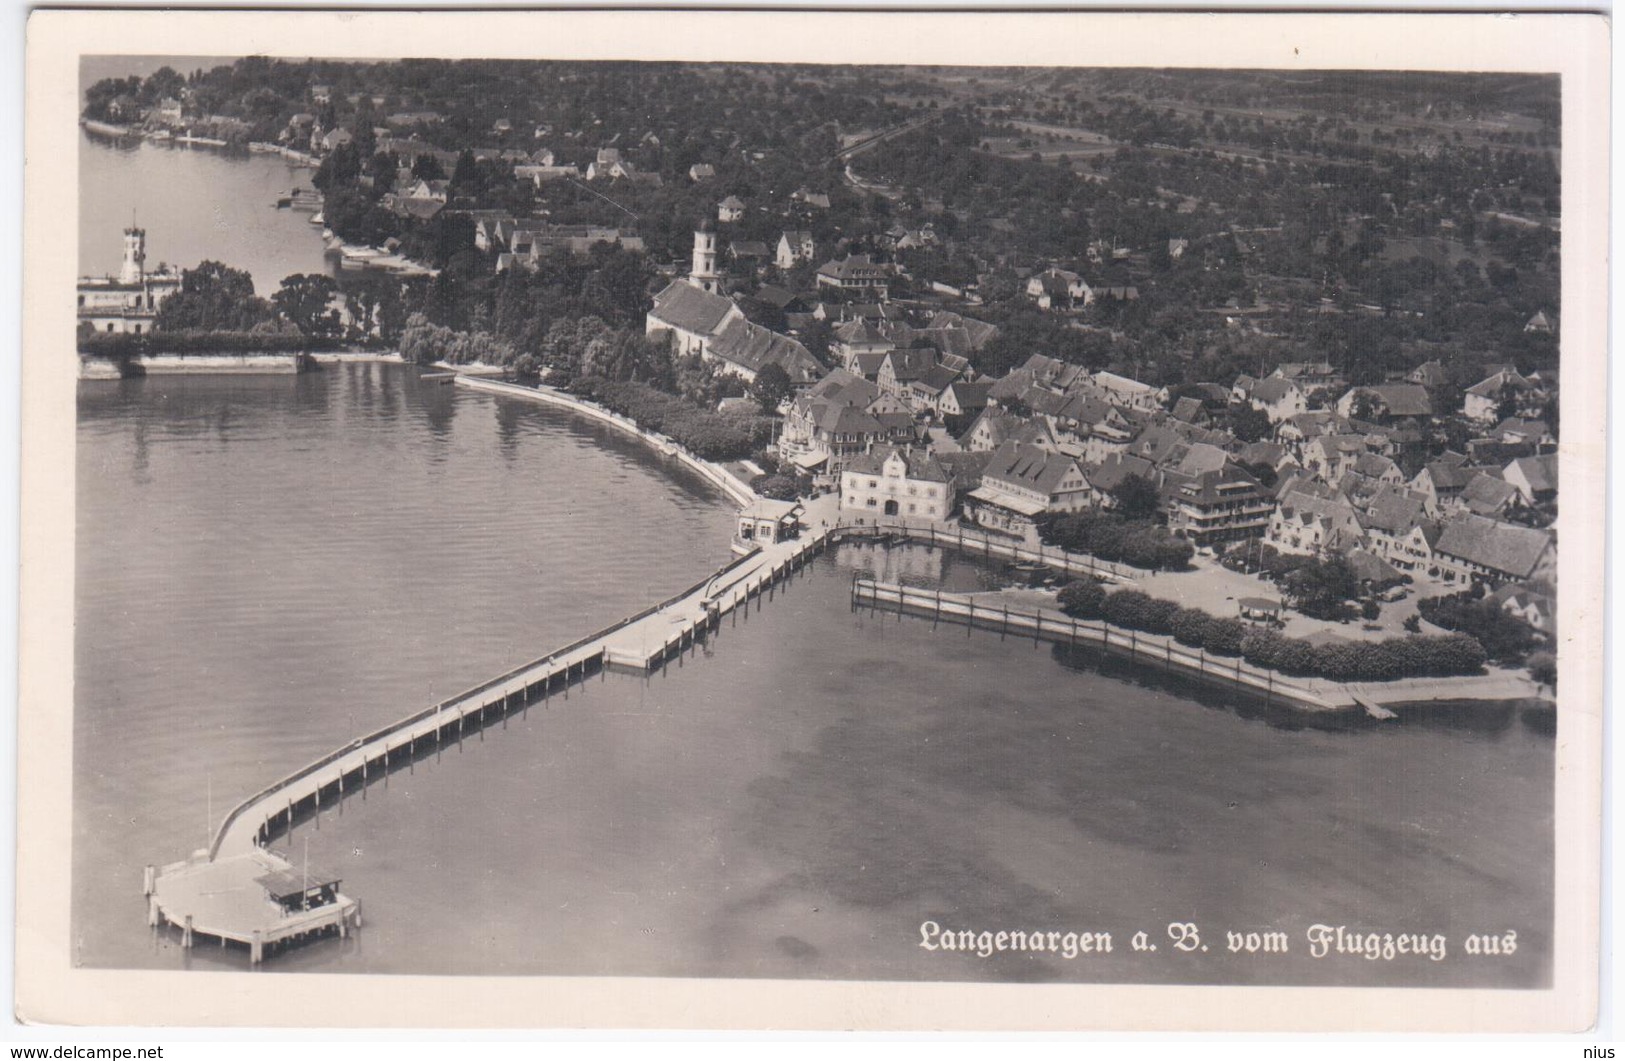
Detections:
79,60,1562,686
650,217,1557,637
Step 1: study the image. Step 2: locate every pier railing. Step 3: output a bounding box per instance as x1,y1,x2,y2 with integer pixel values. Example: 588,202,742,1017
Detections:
852,578,1339,711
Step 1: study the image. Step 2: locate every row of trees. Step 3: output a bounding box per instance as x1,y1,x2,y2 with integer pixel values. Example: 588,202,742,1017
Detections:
563,377,774,462
1035,509,1196,572
76,261,356,354
1055,579,1487,682
1417,590,1542,665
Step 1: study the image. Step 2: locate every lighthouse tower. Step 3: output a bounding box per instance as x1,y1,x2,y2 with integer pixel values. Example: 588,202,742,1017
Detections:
689,219,719,294
121,226,147,285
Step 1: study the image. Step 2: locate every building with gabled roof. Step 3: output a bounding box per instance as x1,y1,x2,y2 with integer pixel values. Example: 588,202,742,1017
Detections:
1267,488,1365,557
705,318,822,386
1246,376,1309,424
1432,513,1555,587
966,441,1093,541
778,369,914,477
1093,371,1167,413
939,379,993,421
840,446,955,521
1026,267,1092,310
776,230,816,269
816,254,892,297
646,279,743,357
1163,461,1273,547
1503,453,1558,505
1453,471,1521,519
1463,368,1541,424
1270,361,1343,391
1335,383,1434,423
1408,360,1451,388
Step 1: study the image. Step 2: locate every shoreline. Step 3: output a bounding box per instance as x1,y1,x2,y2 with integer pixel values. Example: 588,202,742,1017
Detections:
453,375,758,508
77,351,311,378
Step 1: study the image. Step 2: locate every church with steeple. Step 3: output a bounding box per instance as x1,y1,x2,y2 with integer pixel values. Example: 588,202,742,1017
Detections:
77,224,183,335
645,219,822,386
645,220,745,357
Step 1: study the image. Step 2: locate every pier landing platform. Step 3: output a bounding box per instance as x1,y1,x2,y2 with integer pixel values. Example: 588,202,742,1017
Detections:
146,848,359,965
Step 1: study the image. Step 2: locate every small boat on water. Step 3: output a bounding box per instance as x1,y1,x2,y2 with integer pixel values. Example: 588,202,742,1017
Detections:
419,371,457,381
274,196,292,209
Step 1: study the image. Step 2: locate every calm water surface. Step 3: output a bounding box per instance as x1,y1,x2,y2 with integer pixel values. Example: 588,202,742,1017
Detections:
80,133,333,294
75,367,1553,987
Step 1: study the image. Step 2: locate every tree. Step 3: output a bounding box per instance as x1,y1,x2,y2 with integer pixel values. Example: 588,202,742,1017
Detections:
1109,472,1161,520
272,273,342,338
1056,580,1107,620
313,142,362,194
1349,391,1382,423
1528,651,1557,689
751,362,793,412
411,153,446,181
1280,556,1360,621
155,261,275,332
1230,403,1273,443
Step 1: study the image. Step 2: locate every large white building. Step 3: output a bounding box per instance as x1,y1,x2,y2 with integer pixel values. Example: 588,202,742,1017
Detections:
840,446,954,521
77,226,182,335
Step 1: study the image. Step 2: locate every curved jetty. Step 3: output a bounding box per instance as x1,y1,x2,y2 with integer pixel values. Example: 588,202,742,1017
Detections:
147,510,838,963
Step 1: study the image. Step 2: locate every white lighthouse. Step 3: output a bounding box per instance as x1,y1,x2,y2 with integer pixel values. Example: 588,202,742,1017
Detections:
689,219,719,294
120,226,147,285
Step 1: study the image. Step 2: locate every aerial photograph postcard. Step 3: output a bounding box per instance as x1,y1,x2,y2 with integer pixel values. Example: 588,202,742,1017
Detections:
17,9,1605,1034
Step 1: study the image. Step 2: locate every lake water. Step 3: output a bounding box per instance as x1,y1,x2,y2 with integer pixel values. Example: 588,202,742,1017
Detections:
80,132,334,295
73,137,1555,989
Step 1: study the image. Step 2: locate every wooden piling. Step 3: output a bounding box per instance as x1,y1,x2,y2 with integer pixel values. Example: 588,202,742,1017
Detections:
182,915,194,949
251,930,263,965
142,864,155,897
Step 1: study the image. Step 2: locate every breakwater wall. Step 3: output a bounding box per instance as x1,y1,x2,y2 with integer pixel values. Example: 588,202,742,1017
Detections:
854,578,1345,712
852,578,1548,712
78,352,311,379
835,519,1140,584
454,376,758,507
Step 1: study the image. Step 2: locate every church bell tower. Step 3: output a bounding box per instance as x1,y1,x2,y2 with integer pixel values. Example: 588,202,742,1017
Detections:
690,219,719,294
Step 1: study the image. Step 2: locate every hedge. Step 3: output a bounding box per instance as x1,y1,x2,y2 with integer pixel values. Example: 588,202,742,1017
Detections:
1416,591,1540,664
1036,511,1196,571
1055,579,1486,682
564,377,775,462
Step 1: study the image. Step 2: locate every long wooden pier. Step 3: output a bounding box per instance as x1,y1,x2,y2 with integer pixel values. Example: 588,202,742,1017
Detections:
149,522,840,962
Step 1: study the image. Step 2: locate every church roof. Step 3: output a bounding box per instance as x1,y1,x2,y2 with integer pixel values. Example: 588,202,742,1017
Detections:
708,318,823,383
649,280,737,336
